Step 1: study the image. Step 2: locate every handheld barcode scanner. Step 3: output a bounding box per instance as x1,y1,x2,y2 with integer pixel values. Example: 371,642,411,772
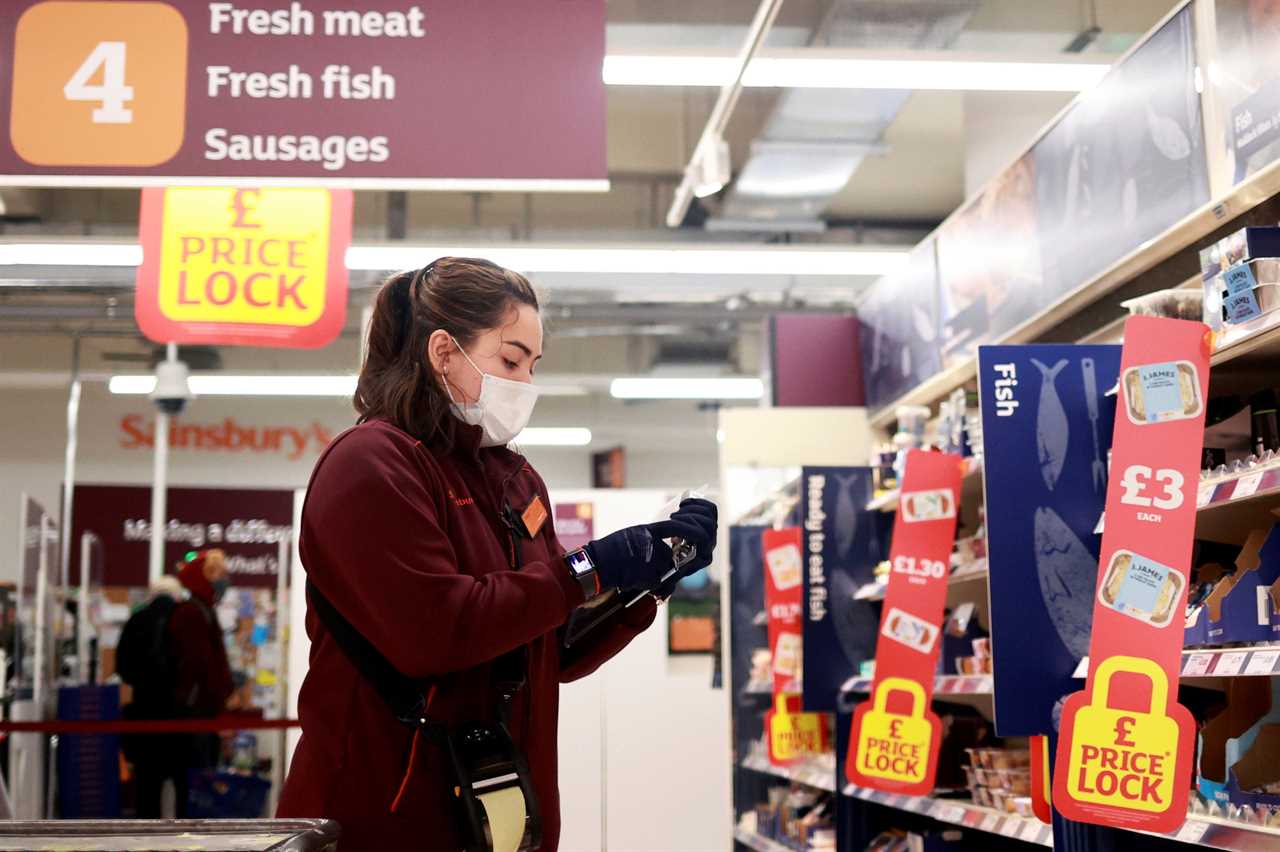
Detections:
563,487,708,646
447,722,541,852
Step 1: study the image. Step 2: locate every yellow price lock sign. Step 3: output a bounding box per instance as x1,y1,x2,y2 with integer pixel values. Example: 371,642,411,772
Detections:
136,186,353,349
765,694,829,764
1056,655,1194,829
849,677,940,792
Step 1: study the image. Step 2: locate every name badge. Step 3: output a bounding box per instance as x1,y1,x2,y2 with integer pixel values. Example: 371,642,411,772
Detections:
520,496,548,539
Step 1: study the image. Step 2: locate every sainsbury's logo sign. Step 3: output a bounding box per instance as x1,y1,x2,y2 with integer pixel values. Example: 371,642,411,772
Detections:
120,414,336,460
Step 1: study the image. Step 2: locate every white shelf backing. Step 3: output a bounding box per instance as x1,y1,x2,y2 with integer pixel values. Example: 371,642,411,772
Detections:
842,783,1052,847
740,753,837,793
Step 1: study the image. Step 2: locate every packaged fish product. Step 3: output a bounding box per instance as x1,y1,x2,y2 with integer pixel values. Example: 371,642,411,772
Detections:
1097,550,1185,627
1121,360,1203,424
880,606,940,653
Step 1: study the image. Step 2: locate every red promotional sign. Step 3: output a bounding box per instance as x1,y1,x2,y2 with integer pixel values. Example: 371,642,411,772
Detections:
1053,317,1210,832
136,186,351,348
1030,734,1052,824
763,528,804,697
0,1,606,187
846,450,962,795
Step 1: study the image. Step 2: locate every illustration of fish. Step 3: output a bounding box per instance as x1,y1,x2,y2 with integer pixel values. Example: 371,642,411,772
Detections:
829,569,878,666
1146,104,1192,161
1034,506,1097,659
832,472,862,558
1031,358,1070,492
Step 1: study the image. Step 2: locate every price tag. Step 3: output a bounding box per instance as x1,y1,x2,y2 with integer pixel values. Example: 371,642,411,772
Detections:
1196,483,1215,508
1245,649,1280,675
1174,820,1209,843
979,813,1001,833
1214,650,1248,676
1000,819,1022,837
1183,652,1214,676
942,805,967,823
1020,820,1043,841
1232,471,1265,500
907,797,928,813
980,675,994,693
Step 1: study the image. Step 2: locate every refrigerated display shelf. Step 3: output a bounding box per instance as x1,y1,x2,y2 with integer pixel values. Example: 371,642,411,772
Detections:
843,674,992,697
841,783,1053,847
740,753,836,792
1196,466,1280,544
1076,643,1280,680
733,826,801,852
1133,813,1280,851
866,458,983,513
854,560,990,602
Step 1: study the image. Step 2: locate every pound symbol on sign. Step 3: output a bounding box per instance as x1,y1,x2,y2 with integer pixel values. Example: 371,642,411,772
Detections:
1114,716,1136,748
889,719,903,739
231,189,262,229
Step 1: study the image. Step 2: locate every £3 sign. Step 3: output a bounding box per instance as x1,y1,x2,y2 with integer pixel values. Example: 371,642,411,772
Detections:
136,187,353,348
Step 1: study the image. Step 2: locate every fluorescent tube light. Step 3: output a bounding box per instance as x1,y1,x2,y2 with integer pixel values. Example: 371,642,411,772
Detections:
515,427,593,446
0,242,908,277
0,243,143,266
347,245,907,276
110,375,358,397
109,374,588,398
610,377,765,400
603,54,1110,92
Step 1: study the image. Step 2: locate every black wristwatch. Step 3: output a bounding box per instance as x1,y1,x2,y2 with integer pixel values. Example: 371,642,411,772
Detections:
564,547,601,598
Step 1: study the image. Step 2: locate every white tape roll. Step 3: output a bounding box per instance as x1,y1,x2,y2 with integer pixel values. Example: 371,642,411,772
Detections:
478,786,527,852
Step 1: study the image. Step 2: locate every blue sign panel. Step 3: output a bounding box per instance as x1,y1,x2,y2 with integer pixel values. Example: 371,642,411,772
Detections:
978,344,1121,737
800,466,890,712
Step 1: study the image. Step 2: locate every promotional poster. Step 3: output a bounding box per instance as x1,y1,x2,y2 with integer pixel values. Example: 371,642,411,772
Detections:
978,344,1121,738
857,240,944,409
763,527,805,696
846,450,962,796
1213,0,1280,184
1054,317,1211,832
800,466,888,712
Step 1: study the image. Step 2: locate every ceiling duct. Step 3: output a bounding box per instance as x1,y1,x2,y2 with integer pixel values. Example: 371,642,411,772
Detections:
713,0,979,230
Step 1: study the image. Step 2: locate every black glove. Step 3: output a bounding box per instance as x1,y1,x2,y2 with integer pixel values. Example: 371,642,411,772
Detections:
586,498,718,593
654,498,718,599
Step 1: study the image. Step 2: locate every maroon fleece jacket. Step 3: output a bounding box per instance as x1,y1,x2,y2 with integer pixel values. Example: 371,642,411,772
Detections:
277,418,657,850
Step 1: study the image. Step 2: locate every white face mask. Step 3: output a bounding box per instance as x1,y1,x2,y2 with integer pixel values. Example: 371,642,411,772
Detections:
446,337,539,447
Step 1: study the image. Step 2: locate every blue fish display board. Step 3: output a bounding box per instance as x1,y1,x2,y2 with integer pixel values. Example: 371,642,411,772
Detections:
978,344,1120,737
800,466,890,712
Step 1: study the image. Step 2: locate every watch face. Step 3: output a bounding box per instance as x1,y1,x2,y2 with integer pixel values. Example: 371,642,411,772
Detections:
567,549,594,577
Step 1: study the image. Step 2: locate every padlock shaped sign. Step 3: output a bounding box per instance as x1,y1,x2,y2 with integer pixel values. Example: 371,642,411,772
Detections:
1064,656,1181,814
766,694,829,764
848,677,941,793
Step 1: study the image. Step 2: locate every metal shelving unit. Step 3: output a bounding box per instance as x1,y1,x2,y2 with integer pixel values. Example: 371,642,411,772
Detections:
842,784,1053,848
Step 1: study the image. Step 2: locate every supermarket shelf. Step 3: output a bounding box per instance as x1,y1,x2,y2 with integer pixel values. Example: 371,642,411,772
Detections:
740,753,837,792
843,674,992,698
865,458,984,514
1195,466,1280,545
842,783,1052,847
733,826,799,852
1133,813,1280,850
1075,644,1280,680
853,560,990,602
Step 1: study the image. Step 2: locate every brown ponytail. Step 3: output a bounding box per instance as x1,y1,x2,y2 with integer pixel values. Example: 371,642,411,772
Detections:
354,257,538,447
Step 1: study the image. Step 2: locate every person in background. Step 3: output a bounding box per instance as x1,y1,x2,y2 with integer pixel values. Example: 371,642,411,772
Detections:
278,257,718,850
121,549,236,817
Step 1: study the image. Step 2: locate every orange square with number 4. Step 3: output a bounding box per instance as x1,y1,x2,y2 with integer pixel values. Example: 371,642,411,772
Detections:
11,1,187,167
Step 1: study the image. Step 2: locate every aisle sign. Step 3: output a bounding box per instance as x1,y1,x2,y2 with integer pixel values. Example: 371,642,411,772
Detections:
763,528,804,696
845,450,962,796
0,1,606,186
1053,316,1210,833
136,187,352,348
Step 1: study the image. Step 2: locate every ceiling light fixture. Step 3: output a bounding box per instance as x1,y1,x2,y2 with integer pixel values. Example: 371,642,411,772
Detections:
515,427,593,446
610,377,765,400
109,374,590,398
0,242,909,277
603,53,1110,92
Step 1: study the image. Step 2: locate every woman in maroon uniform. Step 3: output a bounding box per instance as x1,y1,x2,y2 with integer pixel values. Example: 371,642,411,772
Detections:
278,257,716,850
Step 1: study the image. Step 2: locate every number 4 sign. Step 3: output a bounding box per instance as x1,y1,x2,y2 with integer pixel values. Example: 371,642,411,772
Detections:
1054,317,1210,833
11,2,187,167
